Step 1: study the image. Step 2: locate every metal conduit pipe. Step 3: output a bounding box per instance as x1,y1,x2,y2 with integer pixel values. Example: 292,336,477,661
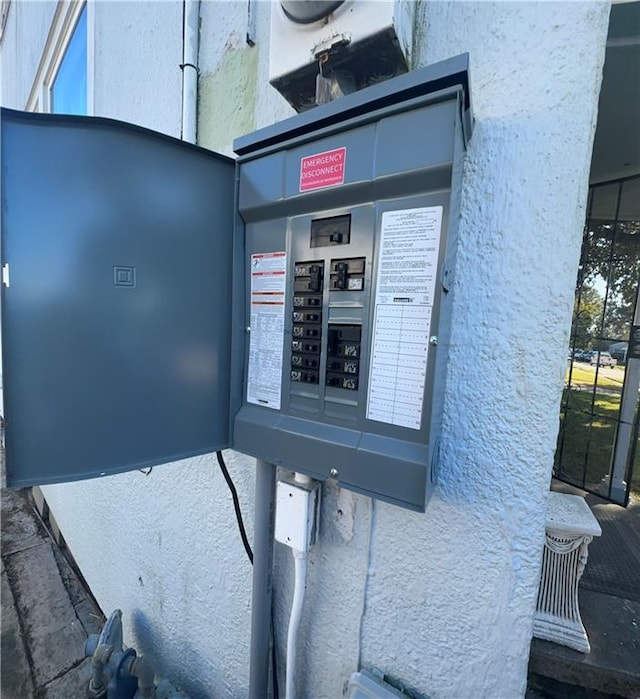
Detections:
130,655,156,699
285,471,314,697
89,644,112,696
181,0,200,144
286,548,307,699
249,459,278,698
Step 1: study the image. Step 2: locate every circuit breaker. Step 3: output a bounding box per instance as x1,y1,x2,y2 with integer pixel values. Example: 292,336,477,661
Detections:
0,54,471,511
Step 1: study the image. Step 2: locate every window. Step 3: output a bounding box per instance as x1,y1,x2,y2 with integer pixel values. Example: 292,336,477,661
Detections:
24,2,92,115
50,5,87,115
556,176,640,505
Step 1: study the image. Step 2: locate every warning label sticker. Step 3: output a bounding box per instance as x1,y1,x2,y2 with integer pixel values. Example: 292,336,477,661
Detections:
247,252,287,410
299,147,346,192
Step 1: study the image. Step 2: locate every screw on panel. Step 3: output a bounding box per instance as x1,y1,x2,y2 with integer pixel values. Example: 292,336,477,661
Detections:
429,336,438,346
330,468,338,478
246,326,251,333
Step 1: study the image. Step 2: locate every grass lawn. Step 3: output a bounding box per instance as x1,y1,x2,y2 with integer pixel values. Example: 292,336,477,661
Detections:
566,363,625,390
556,385,639,499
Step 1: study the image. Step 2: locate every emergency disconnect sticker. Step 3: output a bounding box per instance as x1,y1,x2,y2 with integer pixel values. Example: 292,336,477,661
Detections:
299,147,346,192
366,207,443,430
247,252,287,410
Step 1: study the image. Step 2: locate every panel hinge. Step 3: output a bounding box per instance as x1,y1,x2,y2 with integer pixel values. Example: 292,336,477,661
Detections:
2,263,9,287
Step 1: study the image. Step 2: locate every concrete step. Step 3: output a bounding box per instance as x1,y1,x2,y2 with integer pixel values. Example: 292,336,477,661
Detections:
528,590,640,699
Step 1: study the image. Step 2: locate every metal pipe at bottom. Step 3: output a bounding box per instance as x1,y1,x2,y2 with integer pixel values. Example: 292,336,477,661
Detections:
249,459,277,699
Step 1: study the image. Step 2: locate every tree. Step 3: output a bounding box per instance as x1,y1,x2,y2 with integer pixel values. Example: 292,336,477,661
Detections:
582,219,640,342
572,282,604,343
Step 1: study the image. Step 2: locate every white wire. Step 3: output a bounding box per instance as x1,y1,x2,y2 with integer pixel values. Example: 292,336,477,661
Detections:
285,548,308,699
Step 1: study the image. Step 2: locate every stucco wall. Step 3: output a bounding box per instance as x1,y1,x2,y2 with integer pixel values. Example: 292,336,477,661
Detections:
0,0,57,109
3,1,610,698
91,0,183,135
359,4,610,696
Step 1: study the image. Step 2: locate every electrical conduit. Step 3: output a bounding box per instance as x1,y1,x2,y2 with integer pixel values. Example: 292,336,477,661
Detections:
249,460,277,698
182,0,199,144
286,548,308,699
285,472,314,698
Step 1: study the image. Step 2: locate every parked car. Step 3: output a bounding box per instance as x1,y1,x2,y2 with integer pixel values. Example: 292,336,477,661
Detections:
589,351,617,367
609,342,628,363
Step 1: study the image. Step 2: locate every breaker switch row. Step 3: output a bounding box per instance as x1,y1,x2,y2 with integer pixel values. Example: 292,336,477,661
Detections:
292,326,320,338
292,340,320,354
326,375,359,390
330,258,365,291
326,324,362,391
327,358,359,374
293,311,321,323
291,260,324,385
291,370,320,384
293,296,321,308
291,355,319,369
294,263,323,292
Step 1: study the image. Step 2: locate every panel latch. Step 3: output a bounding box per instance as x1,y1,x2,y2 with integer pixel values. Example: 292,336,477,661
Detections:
2,263,9,287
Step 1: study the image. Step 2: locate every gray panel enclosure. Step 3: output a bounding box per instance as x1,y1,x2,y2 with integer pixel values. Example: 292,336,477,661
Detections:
1,110,234,487
233,57,472,511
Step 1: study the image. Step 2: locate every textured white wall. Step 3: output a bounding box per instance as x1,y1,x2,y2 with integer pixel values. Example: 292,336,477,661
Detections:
0,0,57,109
359,3,611,697
3,1,610,698
91,1,183,135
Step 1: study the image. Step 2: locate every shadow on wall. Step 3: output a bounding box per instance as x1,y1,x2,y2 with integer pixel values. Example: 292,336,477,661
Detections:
131,608,242,699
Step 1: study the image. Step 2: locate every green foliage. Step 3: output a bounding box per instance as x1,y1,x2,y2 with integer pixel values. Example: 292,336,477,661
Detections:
578,219,640,343
559,178,640,499
572,283,603,341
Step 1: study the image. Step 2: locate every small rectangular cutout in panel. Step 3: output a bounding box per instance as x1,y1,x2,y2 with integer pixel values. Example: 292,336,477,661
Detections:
310,214,351,248
113,265,136,287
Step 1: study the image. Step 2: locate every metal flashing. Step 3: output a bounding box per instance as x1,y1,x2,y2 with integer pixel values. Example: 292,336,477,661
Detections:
234,53,472,156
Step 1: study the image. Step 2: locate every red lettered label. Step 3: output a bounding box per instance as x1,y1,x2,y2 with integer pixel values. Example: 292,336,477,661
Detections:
299,147,346,192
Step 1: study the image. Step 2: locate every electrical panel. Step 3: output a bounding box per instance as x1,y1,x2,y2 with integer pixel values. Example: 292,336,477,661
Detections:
233,54,472,510
1,55,472,511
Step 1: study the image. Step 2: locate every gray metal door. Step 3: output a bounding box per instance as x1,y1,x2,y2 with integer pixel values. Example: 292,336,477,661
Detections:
1,109,235,487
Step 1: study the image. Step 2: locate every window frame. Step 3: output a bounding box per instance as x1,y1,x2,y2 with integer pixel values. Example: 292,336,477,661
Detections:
25,0,94,115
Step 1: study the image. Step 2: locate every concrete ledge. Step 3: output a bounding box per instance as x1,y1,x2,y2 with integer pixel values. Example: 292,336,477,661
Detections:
5,541,87,686
43,658,93,699
47,507,66,550
529,590,640,698
1,460,105,696
31,486,48,519
1,570,34,698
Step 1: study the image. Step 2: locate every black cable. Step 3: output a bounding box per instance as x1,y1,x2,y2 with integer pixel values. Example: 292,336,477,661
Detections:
215,450,278,698
216,451,253,564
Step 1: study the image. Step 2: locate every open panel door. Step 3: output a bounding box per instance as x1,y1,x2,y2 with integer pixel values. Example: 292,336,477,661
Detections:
1,110,235,487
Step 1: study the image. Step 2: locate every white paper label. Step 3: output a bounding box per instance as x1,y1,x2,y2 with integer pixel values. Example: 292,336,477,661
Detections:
366,207,443,430
247,252,287,410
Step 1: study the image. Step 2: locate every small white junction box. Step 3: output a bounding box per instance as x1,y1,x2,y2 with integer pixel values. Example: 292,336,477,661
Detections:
275,476,319,552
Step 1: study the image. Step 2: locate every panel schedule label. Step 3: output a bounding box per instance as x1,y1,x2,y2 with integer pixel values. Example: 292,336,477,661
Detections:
366,207,443,430
247,252,287,410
